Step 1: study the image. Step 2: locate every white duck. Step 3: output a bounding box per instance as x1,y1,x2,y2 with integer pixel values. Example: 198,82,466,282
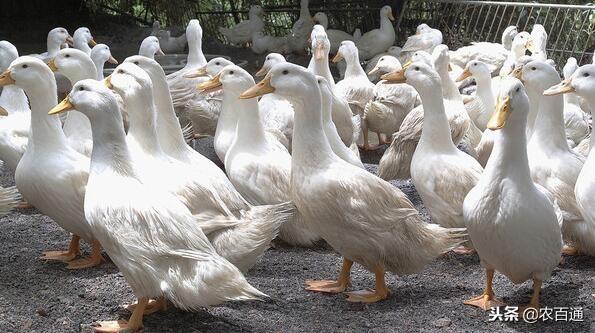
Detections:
180,57,234,137
364,56,419,149
378,46,471,180
561,57,590,148
0,57,102,268
35,27,73,61
499,31,531,76
307,28,359,148
48,48,96,157
312,12,360,54
518,60,586,255
355,6,395,61
72,27,96,55
401,23,442,55
528,24,548,61
449,26,516,75
365,46,402,82
250,32,290,54
223,67,320,246
386,61,482,253
139,36,164,59
316,76,364,168
110,61,295,271
333,41,374,147
167,19,206,84
155,24,187,54
457,60,496,131
463,77,561,311
49,79,266,332
545,64,595,255
0,41,30,172
199,65,288,162
241,62,464,303
219,5,265,46
286,0,313,54
90,44,118,81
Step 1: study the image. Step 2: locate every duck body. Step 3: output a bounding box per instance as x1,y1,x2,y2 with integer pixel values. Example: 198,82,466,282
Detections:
355,6,395,61
219,5,265,45
401,24,442,56
464,78,561,289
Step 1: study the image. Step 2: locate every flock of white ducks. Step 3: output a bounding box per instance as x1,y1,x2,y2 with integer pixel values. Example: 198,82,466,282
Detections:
0,7,592,332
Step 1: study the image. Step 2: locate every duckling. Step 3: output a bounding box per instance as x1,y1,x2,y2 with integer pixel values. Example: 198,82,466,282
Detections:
384,61,482,254
241,63,464,303
0,57,103,268
545,64,595,255
48,48,97,157
90,44,118,81
517,60,586,255
219,5,265,46
365,56,419,148
49,79,266,332
463,77,562,312
138,36,164,60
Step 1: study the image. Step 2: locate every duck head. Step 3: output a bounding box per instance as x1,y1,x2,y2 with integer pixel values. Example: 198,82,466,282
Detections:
139,36,164,58
502,26,518,49
562,57,578,81
48,27,73,48
312,12,328,29
48,48,96,83
106,62,153,100
488,78,529,130
91,44,118,65
457,60,491,82
381,6,395,21
310,25,330,60
49,79,120,124
0,41,19,72
249,5,265,18
184,57,233,78
544,64,595,104
73,27,97,48
515,60,560,94
432,44,451,73
369,55,402,76
332,40,359,63
255,53,286,77
0,56,55,95
511,31,532,54
198,65,254,95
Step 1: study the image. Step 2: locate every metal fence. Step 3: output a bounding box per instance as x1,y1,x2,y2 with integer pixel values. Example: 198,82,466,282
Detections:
400,0,595,66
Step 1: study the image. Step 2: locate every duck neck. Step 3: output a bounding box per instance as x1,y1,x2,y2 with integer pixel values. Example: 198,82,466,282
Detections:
89,111,136,177
233,97,267,148
92,58,105,81
476,75,495,110
379,14,393,32
216,90,241,138
525,88,540,138
563,91,580,106
47,40,61,58
300,0,310,17
151,71,189,158
125,90,164,156
74,40,92,55
437,67,460,100
187,34,206,68
344,53,366,78
24,80,67,147
0,85,29,113
529,91,568,151
485,115,532,186
63,68,96,135
313,54,335,88
290,86,336,169
418,86,458,152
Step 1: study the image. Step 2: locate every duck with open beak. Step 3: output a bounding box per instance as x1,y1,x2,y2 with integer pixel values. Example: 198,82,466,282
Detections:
196,73,223,94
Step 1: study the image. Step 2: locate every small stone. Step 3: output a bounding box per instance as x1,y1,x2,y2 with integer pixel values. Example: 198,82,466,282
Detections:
432,317,451,328
36,308,48,317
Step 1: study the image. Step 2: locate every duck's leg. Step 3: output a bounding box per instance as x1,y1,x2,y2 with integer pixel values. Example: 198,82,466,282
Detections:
94,297,148,332
16,200,33,209
360,129,382,151
306,258,352,293
519,279,542,317
125,297,168,315
464,269,505,310
344,263,390,303
562,245,578,256
452,246,476,255
66,240,104,269
40,235,81,262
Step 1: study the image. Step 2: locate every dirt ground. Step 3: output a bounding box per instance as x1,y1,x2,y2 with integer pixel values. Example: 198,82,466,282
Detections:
0,138,593,333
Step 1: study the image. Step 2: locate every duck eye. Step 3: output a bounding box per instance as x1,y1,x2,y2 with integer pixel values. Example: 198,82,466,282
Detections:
22,64,28,69
79,86,85,91
229,70,234,75
65,54,70,58
584,72,590,77
414,66,420,71
215,62,220,65
282,70,289,75
118,69,124,74
134,61,139,65
516,87,520,92
531,67,536,70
